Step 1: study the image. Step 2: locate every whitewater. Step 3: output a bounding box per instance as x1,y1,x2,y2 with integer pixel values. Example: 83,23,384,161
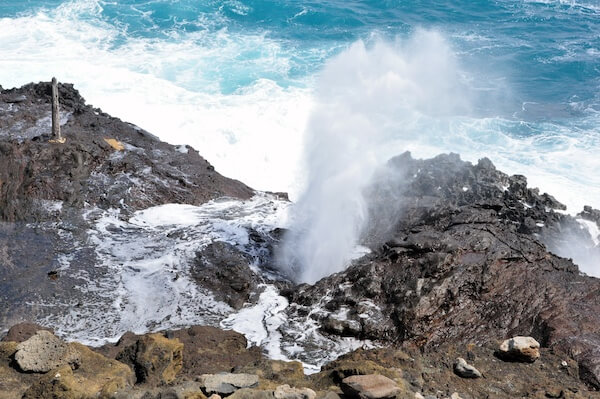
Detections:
1,0,600,372
0,0,599,211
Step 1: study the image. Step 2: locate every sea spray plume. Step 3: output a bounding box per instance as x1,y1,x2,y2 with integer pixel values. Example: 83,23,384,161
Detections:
279,30,472,283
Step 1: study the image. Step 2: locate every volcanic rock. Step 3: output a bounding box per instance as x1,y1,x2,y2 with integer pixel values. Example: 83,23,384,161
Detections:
497,336,541,363
115,333,183,385
283,152,600,389
200,373,259,395
340,375,402,399
452,357,482,379
1,322,53,342
22,343,135,399
14,330,80,373
274,385,316,399
191,241,260,309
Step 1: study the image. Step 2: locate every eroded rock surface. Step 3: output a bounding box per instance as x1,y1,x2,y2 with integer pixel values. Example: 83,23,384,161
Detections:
283,153,600,388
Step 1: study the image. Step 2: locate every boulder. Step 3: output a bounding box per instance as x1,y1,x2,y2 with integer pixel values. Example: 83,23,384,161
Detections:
200,373,259,395
1,322,53,342
452,357,482,378
22,343,135,399
340,375,402,399
228,389,276,399
14,330,81,373
274,384,316,399
117,333,183,385
497,336,540,363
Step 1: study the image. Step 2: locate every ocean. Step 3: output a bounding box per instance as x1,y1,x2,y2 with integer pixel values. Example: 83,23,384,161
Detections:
0,0,599,212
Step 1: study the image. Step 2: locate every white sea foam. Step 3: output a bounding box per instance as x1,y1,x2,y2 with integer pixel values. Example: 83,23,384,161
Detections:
37,194,290,346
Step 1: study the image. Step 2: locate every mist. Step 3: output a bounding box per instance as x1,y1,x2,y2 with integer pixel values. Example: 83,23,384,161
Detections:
279,30,473,283
546,219,600,278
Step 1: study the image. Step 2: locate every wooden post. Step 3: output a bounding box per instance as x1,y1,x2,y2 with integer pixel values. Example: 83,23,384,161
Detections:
51,77,63,142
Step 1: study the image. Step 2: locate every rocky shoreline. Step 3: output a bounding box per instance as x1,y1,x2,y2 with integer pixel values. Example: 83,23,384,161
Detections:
1,81,600,398
1,321,599,398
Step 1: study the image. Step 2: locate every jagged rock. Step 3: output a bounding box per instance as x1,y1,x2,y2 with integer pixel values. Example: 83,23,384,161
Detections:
191,242,259,309
497,336,540,363
165,326,263,377
453,357,482,378
200,373,259,395
1,322,53,342
116,333,183,385
22,343,134,399
283,153,600,388
14,330,80,373
274,384,316,399
340,375,402,399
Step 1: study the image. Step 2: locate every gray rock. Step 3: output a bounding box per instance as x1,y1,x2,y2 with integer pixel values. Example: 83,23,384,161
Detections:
200,373,259,395
274,385,316,399
341,375,401,399
229,389,276,399
497,336,540,363
453,357,482,378
14,330,80,373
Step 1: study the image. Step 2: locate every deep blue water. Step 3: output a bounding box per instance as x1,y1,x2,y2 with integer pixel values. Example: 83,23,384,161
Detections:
0,0,599,209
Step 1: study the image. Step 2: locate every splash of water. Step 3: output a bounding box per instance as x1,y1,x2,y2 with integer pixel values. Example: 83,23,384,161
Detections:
279,30,472,283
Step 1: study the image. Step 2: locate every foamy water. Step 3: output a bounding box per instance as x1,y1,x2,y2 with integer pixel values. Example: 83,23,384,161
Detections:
0,0,599,211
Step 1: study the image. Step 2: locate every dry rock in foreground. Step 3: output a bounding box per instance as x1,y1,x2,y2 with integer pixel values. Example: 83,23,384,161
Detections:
274,384,316,399
200,373,260,395
341,374,402,399
452,358,482,379
116,333,183,385
15,330,80,373
497,336,540,363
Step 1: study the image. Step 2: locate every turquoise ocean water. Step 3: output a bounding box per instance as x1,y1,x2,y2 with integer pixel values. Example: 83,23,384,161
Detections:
0,0,599,210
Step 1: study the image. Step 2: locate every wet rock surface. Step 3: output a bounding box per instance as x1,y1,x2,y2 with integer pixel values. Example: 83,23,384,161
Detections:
2,81,600,397
0,81,257,332
284,152,600,388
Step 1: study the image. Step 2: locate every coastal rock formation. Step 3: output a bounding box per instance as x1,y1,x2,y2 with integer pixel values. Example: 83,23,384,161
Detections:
283,152,600,388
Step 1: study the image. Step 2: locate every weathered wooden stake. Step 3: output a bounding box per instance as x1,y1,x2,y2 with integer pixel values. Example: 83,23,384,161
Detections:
51,77,62,141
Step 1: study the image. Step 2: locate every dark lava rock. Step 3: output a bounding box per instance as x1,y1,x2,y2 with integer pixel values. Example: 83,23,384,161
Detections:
191,241,260,309
1,322,53,343
0,81,255,330
0,81,253,222
97,326,263,378
284,152,600,389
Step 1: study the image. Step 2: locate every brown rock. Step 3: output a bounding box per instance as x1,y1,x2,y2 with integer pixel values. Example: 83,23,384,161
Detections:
22,343,134,399
1,322,53,343
15,330,80,373
166,326,263,376
340,375,402,399
274,384,316,399
116,333,183,385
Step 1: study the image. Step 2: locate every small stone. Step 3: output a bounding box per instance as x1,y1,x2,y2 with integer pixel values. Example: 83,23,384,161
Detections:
341,375,401,399
414,393,425,399
15,330,80,373
560,360,568,368
450,393,463,399
209,395,223,399
453,357,482,379
200,373,259,395
497,336,540,363
274,385,316,399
